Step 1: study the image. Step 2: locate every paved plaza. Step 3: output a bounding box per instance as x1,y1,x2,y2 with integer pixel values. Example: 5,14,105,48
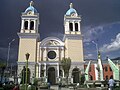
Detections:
38,85,72,90
50,85,72,90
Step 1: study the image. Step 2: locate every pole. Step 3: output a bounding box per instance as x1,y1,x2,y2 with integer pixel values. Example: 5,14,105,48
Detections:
7,39,15,67
25,59,28,90
92,41,98,58
25,53,30,90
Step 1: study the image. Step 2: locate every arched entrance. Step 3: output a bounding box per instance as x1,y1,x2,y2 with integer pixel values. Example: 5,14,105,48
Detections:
21,66,31,84
48,67,55,85
72,68,80,83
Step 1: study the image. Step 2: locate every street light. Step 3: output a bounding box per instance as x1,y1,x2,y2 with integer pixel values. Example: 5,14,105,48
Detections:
92,41,99,58
7,39,15,68
25,53,30,90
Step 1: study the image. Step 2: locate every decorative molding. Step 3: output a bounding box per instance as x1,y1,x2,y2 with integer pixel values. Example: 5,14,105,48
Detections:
63,34,82,41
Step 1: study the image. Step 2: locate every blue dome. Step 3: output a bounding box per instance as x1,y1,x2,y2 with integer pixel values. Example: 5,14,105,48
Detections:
66,8,77,16
25,6,37,13
65,3,78,16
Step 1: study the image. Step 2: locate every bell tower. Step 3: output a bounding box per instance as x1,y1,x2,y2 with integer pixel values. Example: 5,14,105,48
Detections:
64,3,83,62
17,1,40,77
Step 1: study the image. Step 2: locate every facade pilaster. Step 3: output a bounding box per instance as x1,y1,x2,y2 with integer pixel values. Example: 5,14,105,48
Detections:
34,20,36,30
57,63,59,77
44,63,47,77
21,19,24,30
39,63,41,78
78,22,80,31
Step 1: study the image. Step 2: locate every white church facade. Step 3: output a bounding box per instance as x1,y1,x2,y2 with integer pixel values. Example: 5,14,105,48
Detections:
17,1,84,84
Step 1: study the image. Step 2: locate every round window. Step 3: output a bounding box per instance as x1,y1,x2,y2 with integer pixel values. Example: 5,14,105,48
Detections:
47,51,56,59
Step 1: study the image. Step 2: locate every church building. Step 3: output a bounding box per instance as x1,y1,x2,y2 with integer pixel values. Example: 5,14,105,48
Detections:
17,1,84,84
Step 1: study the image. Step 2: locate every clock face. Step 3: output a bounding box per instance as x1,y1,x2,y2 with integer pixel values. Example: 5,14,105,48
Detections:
47,51,56,59
71,13,76,17
27,11,33,15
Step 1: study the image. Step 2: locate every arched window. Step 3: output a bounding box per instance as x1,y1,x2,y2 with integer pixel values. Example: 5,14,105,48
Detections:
72,68,80,83
24,21,28,29
105,66,108,72
69,23,73,31
106,75,108,80
109,67,112,71
30,21,34,30
89,75,93,80
75,23,78,31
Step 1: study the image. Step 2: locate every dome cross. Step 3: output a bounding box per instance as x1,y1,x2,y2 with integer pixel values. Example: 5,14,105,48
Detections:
30,1,34,6
70,3,73,8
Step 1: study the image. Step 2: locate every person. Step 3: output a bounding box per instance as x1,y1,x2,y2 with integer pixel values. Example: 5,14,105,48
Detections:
48,82,51,90
58,82,62,90
108,76,115,90
13,84,19,90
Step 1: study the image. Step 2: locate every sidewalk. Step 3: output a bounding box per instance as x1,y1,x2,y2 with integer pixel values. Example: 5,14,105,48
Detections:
51,85,72,90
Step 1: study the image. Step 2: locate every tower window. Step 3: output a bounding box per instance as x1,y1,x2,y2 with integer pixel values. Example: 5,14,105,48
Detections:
105,66,108,72
69,23,73,31
75,23,78,31
24,21,28,29
106,75,108,80
109,67,112,71
30,21,34,30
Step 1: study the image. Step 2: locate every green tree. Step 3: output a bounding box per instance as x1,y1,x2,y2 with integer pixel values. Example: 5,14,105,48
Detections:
0,62,6,82
61,57,71,86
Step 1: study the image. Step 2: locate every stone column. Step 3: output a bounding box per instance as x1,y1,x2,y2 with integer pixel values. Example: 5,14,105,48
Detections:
44,63,47,77
57,47,59,61
21,19,24,30
34,20,36,30
78,22,80,31
61,47,64,59
63,70,65,78
57,63,59,77
59,48,61,61
38,63,41,78
41,48,43,61
44,47,48,61
73,21,75,31
28,20,30,30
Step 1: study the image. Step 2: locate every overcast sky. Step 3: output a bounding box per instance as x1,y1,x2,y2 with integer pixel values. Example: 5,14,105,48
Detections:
0,0,120,63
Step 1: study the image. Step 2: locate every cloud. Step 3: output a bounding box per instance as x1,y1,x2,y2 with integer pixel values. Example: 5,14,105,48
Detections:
83,25,104,42
83,22,120,43
84,53,94,59
100,33,120,53
0,47,17,62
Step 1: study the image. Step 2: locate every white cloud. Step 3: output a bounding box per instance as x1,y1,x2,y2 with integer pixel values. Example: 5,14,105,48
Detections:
84,53,94,59
100,33,120,53
83,22,120,43
83,25,104,42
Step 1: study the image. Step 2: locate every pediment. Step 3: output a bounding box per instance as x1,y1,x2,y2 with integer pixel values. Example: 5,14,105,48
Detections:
40,37,64,47
45,40,60,46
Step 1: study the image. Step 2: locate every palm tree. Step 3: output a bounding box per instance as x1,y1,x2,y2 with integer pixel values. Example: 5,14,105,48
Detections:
61,57,71,86
0,62,6,82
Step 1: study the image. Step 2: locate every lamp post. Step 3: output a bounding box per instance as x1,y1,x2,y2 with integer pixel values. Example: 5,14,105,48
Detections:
7,39,15,70
92,41,98,58
25,53,30,90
